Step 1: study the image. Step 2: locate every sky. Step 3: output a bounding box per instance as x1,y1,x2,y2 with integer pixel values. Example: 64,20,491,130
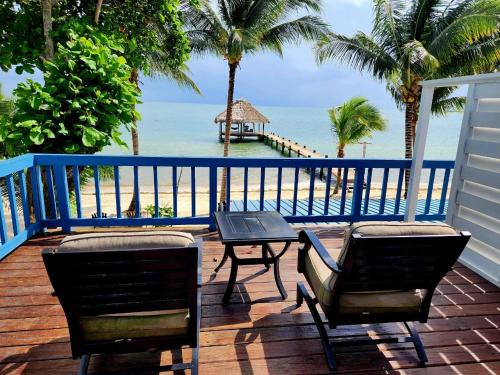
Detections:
0,0,401,109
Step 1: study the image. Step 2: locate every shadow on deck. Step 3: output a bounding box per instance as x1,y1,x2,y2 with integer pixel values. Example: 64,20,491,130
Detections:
0,228,499,374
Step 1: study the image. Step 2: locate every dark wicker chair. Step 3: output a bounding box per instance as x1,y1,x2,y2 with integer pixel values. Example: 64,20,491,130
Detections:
297,222,470,371
42,231,202,375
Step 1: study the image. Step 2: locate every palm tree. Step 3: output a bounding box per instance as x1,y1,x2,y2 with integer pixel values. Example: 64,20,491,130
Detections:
329,97,386,193
316,0,500,192
184,0,329,205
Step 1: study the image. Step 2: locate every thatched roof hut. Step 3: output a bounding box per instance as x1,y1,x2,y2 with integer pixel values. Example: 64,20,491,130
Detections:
214,99,270,125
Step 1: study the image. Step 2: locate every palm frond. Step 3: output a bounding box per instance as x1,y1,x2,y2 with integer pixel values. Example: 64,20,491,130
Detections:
260,16,329,53
428,0,500,60
431,95,465,115
372,0,406,56
316,32,398,80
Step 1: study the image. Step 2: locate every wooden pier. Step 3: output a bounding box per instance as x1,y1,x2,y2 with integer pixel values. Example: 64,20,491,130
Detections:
263,132,324,158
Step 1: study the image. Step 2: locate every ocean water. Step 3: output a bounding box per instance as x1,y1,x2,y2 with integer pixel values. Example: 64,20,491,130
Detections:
99,102,462,188
103,102,463,160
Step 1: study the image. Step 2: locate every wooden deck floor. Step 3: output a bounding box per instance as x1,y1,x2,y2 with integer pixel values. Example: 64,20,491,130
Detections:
0,228,499,374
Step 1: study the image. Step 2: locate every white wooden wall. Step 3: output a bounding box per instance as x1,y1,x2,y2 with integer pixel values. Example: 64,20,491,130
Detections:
446,81,500,287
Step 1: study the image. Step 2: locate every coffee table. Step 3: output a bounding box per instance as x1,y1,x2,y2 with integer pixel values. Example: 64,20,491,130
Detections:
214,211,298,304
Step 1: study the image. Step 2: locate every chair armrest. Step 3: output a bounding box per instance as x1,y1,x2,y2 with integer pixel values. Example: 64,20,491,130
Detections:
298,230,342,274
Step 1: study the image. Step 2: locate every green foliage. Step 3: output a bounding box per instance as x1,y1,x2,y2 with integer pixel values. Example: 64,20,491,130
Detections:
0,0,193,75
0,26,140,157
316,0,500,114
144,203,174,218
328,97,387,152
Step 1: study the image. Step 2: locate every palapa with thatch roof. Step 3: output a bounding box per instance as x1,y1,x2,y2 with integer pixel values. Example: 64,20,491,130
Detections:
214,99,270,141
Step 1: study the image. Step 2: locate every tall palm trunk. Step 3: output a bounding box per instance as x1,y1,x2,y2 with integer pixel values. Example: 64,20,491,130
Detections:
404,100,418,197
41,0,55,59
333,146,344,194
128,68,140,212
219,62,238,207
94,0,104,24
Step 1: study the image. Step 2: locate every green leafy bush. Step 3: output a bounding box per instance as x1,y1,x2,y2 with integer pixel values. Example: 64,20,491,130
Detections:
144,203,174,218
0,25,140,157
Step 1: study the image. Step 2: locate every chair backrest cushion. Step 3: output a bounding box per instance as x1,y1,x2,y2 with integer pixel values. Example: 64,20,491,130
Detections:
57,231,195,252
336,222,467,292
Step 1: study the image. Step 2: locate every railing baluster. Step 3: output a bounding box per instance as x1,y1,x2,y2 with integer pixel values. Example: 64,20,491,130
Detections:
308,168,315,215
93,165,102,218
394,168,404,214
339,168,348,215
153,166,159,218
226,167,231,211
72,166,82,218
293,168,299,215
18,171,30,228
243,167,248,211
379,168,389,214
363,168,373,215
6,174,19,235
0,184,8,243
191,166,196,217
259,167,265,211
172,166,177,217
32,166,45,222
424,168,436,214
276,167,282,213
324,168,332,215
133,166,140,217
45,167,57,219
114,166,121,218
209,166,217,230
350,168,365,222
439,168,451,214
54,165,71,232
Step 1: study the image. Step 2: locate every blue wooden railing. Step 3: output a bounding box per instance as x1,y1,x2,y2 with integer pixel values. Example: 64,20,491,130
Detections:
0,154,454,259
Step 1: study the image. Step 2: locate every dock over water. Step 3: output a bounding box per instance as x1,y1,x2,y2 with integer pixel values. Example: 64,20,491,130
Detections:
262,132,325,158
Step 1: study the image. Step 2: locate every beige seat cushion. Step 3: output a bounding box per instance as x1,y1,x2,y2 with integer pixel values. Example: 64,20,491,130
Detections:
79,309,190,342
305,222,456,315
58,231,195,252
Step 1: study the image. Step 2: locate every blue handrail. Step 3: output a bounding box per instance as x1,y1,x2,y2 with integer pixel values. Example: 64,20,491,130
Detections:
0,153,454,259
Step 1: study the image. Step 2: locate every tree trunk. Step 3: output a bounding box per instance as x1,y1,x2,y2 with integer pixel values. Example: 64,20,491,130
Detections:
127,68,140,213
41,0,55,59
94,0,104,24
404,100,418,198
219,62,238,207
333,146,344,194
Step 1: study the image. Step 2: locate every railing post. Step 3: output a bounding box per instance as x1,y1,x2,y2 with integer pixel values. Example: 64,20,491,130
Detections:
209,166,218,231
350,167,365,222
53,165,72,233
30,165,45,225
405,86,435,221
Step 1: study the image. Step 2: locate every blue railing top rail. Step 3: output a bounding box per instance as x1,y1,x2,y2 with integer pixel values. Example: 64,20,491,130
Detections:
31,153,453,168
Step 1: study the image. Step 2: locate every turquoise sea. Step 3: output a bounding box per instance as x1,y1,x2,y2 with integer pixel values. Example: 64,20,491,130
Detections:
103,102,463,160
99,102,462,188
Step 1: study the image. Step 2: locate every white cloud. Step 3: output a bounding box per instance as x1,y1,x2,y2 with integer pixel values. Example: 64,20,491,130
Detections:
336,0,370,7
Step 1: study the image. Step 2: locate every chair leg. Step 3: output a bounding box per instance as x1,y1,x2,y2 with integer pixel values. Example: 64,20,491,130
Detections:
191,346,199,375
297,282,336,371
296,282,303,306
404,321,428,365
78,355,90,375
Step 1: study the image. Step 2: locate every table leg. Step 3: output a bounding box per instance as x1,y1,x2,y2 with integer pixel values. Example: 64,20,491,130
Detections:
262,244,270,270
267,241,290,300
214,245,229,273
222,245,238,305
